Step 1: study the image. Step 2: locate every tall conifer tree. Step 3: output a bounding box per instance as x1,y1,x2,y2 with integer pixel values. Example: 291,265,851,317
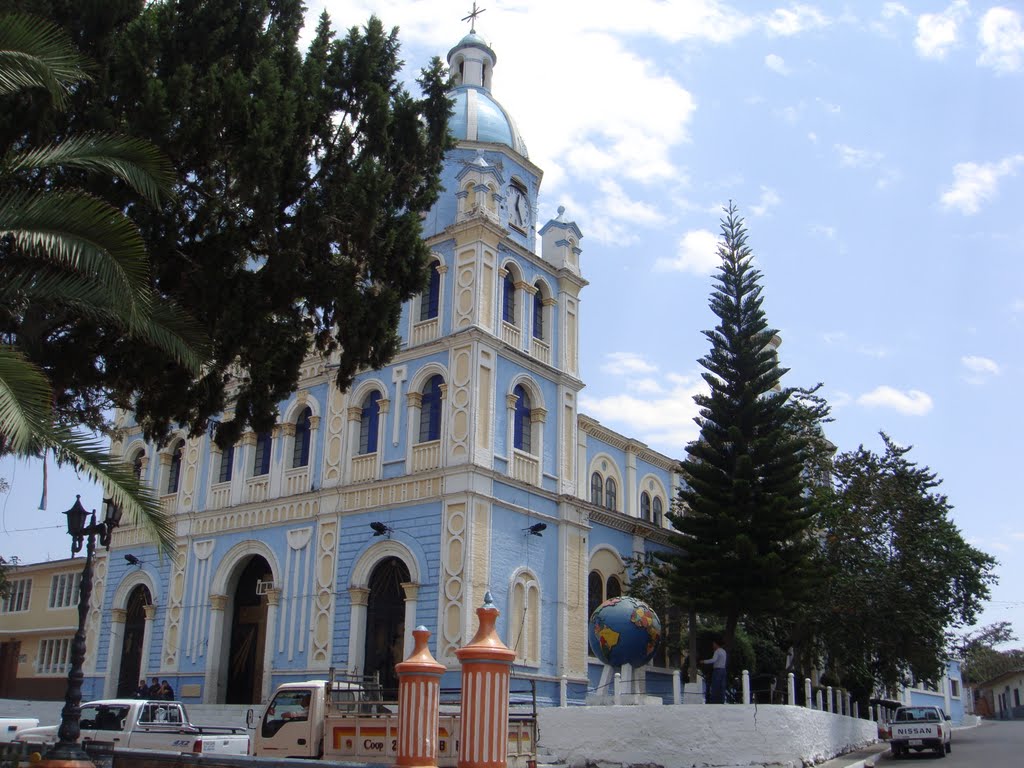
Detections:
668,204,814,652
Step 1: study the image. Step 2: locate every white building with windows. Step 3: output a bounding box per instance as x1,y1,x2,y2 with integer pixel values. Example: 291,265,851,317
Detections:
79,28,682,706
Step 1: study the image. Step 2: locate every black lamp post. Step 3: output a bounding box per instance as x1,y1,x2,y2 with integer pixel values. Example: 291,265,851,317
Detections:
45,495,122,764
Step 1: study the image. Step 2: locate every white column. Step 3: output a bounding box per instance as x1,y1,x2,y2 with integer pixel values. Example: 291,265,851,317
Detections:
103,608,127,698
203,594,227,703
560,675,568,707
787,673,796,705
741,670,750,704
261,588,280,703
347,587,370,673
805,678,813,709
140,604,157,678
672,670,681,705
400,582,419,659
826,686,833,713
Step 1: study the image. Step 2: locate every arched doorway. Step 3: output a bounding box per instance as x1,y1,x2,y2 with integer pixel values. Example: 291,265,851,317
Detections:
363,557,409,698
225,556,271,704
116,585,151,696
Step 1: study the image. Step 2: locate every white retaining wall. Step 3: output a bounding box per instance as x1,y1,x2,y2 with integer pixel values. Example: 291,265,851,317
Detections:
537,704,878,768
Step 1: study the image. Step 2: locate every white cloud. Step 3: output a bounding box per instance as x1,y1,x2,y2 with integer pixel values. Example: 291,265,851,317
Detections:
765,53,790,74
816,97,841,114
961,355,1001,375
857,386,934,415
655,228,720,274
594,180,665,225
882,2,910,20
857,345,891,358
940,154,1024,214
808,131,818,143
601,352,658,376
579,373,707,454
978,7,1024,74
835,143,884,168
1013,298,1024,314
812,224,836,239
915,0,970,59
762,5,830,36
750,186,781,216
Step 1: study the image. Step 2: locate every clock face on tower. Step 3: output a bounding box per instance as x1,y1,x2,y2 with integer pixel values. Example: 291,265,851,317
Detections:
508,184,529,229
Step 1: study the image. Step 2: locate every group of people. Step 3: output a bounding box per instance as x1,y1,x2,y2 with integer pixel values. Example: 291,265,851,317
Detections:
135,676,175,701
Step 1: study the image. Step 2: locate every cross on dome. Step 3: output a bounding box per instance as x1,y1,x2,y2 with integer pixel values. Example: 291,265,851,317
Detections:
461,2,486,33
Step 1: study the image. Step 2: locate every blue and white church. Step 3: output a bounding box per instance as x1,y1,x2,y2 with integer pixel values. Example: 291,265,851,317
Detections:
87,29,681,706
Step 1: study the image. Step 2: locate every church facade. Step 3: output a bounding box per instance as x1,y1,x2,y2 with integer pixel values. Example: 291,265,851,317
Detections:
83,30,682,706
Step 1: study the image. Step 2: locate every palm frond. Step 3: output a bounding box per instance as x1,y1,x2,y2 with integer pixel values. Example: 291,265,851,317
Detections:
0,14,91,108
6,133,176,206
0,189,151,323
44,427,176,554
0,267,210,373
0,345,53,455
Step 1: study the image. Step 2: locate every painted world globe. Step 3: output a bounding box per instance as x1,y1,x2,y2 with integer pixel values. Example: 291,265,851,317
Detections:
588,596,662,668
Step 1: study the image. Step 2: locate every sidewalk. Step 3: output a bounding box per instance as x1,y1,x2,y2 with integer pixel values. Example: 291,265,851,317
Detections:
816,742,890,768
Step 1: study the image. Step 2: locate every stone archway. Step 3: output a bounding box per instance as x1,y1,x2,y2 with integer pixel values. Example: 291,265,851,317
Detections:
224,556,272,704
362,557,410,698
116,585,151,696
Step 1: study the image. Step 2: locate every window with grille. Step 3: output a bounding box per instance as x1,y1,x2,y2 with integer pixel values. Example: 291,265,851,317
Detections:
253,432,272,476
359,392,381,454
653,496,663,526
166,441,183,494
513,385,531,452
604,477,617,511
292,407,312,467
502,272,516,323
218,445,234,483
590,473,603,506
640,492,651,521
36,637,72,675
419,376,443,443
1,578,31,612
532,287,544,339
420,260,440,321
49,572,81,609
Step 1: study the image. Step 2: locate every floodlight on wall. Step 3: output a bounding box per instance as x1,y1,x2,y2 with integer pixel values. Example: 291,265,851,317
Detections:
524,522,547,537
124,554,143,567
370,522,395,538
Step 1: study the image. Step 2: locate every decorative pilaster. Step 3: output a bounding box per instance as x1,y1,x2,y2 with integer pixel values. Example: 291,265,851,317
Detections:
103,609,128,697
203,594,228,703
262,588,281,702
347,587,370,673
395,627,445,768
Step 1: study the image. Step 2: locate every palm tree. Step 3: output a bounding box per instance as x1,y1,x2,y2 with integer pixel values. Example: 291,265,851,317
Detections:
1,14,210,552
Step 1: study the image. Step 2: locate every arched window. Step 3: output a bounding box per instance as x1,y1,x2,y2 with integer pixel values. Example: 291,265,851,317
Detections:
653,497,664,527
218,445,234,483
513,385,531,453
590,472,603,506
131,449,145,480
292,406,312,468
532,286,544,340
359,391,381,454
420,260,440,321
640,492,651,521
604,477,617,511
510,570,540,666
419,375,443,443
502,271,516,324
588,571,603,619
166,442,183,494
606,576,622,600
253,432,272,476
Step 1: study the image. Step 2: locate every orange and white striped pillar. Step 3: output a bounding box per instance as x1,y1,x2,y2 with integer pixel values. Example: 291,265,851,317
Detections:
455,591,517,768
395,626,446,768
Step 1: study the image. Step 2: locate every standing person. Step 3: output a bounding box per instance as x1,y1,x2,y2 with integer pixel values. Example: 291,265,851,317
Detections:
160,679,175,701
148,676,161,697
702,638,728,704
135,679,149,699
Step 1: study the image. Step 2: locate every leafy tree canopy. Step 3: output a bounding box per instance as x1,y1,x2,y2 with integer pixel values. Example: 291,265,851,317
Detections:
950,622,1024,686
1,0,453,447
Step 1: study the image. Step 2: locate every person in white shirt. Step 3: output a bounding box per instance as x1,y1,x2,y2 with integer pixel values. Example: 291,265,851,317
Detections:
702,638,727,704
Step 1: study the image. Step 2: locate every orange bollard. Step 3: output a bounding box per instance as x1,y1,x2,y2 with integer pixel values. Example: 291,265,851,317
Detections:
455,591,517,768
395,626,446,768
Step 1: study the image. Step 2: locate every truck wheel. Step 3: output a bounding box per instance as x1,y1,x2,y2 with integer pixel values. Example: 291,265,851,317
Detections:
945,741,951,754
891,746,901,759
937,744,946,758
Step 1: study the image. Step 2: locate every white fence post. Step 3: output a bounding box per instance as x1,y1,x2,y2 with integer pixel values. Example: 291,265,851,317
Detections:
805,678,813,709
854,701,860,719
816,690,823,710
845,692,852,716
560,675,567,707
826,686,833,713
672,669,681,705
742,670,750,704
787,672,796,705
613,672,621,705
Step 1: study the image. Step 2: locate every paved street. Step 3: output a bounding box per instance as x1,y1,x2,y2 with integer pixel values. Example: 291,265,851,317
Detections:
881,720,1024,764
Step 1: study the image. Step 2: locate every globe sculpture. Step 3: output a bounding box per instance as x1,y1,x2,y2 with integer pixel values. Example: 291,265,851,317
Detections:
588,596,662,668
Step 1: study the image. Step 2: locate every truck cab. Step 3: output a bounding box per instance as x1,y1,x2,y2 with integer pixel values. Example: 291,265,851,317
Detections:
253,679,374,758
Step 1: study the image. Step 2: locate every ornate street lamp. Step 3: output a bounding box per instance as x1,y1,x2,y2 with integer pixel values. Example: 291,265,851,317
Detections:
45,495,121,765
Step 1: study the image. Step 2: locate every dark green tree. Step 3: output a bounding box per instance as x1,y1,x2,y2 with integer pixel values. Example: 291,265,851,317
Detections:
951,622,1024,686
813,436,996,691
1,1,453,446
667,203,816,653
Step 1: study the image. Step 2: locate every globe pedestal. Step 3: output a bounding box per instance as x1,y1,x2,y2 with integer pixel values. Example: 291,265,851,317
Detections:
585,663,664,707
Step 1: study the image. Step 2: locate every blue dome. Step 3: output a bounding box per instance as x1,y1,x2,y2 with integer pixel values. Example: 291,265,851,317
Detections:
448,85,529,158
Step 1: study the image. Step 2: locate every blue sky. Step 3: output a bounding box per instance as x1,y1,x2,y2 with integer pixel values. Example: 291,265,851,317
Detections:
3,1,1022,644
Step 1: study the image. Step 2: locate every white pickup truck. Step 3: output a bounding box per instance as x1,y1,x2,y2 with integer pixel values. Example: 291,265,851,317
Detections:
888,705,952,759
13,699,249,755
